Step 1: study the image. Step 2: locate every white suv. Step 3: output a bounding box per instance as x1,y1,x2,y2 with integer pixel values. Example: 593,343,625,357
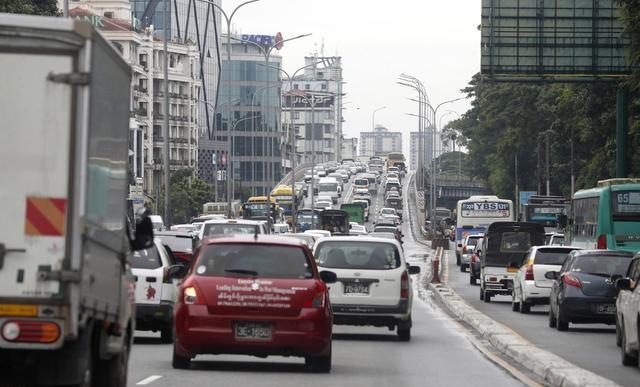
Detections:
616,254,640,366
131,239,186,343
512,245,581,313
313,237,420,341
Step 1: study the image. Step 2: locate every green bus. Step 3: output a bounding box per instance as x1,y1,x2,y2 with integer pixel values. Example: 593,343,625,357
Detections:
566,179,640,252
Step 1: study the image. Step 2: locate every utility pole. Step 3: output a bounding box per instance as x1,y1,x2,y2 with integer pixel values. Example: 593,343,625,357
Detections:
546,130,550,196
163,0,170,226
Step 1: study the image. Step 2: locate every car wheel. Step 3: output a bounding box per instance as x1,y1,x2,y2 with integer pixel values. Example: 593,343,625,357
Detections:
397,319,411,342
172,345,191,369
620,321,639,366
615,315,622,347
483,291,491,303
459,264,466,273
479,287,484,301
308,344,332,373
548,307,557,328
94,330,130,387
160,323,174,344
456,254,461,266
469,274,476,285
511,292,520,312
556,309,569,331
519,296,531,314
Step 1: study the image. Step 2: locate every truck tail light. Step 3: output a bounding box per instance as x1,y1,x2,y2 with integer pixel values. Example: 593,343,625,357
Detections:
2,321,60,343
524,264,534,281
597,235,607,249
400,271,409,299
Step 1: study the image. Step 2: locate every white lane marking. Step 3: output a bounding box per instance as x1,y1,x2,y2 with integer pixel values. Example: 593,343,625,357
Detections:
136,375,163,385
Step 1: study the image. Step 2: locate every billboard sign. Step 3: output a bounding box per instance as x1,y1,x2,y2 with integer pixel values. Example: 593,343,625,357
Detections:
283,93,335,108
481,0,632,81
240,34,282,49
519,191,536,206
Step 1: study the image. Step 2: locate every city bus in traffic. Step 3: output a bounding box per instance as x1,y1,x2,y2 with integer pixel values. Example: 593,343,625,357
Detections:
520,195,568,232
565,178,640,252
455,196,514,266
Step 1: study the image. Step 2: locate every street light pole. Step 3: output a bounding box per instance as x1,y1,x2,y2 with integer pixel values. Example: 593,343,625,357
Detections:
163,0,170,226
202,0,260,218
260,61,324,232
231,33,312,232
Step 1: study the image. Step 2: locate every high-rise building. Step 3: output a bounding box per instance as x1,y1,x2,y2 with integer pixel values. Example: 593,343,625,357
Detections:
69,2,202,207
359,125,402,157
206,33,283,199
410,128,435,171
129,0,222,170
282,56,344,165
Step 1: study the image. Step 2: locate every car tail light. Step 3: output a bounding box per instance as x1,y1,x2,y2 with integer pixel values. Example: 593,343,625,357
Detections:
597,235,607,249
400,271,409,299
183,285,202,305
1,321,60,343
303,292,326,308
524,264,534,281
562,274,582,289
173,252,191,264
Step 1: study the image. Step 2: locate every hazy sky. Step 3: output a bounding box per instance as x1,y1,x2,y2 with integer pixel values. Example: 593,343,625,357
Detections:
225,0,481,155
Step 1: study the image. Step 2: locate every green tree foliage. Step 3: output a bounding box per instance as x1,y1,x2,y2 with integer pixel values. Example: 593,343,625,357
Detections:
447,75,632,200
0,0,60,15
157,169,215,225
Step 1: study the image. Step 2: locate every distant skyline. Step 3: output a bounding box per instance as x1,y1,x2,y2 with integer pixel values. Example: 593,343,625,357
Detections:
222,0,480,156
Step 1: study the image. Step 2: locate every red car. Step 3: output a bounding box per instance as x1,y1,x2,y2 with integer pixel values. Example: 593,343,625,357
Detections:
172,235,337,372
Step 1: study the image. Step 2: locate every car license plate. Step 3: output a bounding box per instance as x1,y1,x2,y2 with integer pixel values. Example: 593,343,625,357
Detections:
344,282,369,295
507,267,518,273
597,304,616,314
235,322,272,340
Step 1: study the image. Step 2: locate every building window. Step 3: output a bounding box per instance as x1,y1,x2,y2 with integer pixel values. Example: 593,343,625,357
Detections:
104,11,113,18
293,84,299,90
292,111,300,119
321,83,327,90
304,84,310,90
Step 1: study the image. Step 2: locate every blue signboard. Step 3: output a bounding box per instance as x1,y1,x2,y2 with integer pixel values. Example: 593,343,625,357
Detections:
519,191,536,206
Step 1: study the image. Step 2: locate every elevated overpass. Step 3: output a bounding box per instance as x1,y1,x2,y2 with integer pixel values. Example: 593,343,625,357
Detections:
424,174,488,211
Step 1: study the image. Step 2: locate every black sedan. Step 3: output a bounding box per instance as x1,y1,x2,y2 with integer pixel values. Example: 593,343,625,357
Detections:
547,250,634,331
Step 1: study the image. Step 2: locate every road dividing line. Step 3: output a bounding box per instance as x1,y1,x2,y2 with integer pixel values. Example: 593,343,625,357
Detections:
136,375,163,385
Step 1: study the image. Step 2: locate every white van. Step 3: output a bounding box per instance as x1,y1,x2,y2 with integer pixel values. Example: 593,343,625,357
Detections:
318,178,341,204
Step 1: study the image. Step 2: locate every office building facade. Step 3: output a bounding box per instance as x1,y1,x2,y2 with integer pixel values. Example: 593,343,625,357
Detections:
359,125,402,157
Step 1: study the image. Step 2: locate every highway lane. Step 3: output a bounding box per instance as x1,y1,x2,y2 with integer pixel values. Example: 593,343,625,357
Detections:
445,251,640,387
127,170,524,387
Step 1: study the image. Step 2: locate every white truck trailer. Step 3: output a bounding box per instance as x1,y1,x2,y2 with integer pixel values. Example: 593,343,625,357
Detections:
0,14,155,386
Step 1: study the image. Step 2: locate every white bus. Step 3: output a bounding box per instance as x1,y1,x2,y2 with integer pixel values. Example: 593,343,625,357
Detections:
455,196,514,265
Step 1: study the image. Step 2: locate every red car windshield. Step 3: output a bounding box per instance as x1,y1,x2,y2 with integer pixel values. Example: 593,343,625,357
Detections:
194,244,314,279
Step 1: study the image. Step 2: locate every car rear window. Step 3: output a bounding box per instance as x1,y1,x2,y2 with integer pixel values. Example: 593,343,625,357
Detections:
355,179,368,186
315,241,401,270
570,255,632,276
131,246,163,269
157,234,195,253
374,226,397,233
203,223,258,236
195,244,313,279
499,232,531,253
533,248,576,265
466,237,482,247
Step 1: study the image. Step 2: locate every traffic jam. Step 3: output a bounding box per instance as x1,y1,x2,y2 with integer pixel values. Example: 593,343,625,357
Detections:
130,157,418,374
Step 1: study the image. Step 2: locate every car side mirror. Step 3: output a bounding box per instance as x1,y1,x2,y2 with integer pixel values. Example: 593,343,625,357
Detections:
131,209,154,251
167,264,187,280
545,271,558,280
457,243,463,248
408,265,420,275
319,270,337,284
616,278,632,291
